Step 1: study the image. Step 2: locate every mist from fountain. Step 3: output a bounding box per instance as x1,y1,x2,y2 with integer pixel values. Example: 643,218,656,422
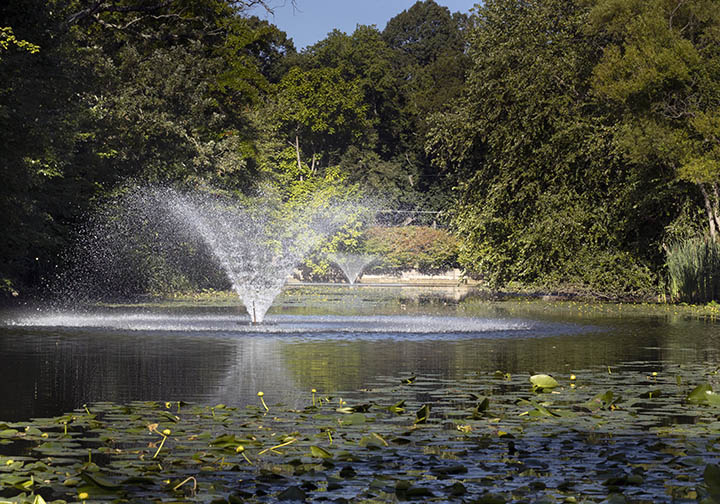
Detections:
328,252,377,284
167,190,354,323
54,186,371,324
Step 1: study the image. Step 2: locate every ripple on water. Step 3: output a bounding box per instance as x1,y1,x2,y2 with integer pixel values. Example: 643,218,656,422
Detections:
4,312,596,341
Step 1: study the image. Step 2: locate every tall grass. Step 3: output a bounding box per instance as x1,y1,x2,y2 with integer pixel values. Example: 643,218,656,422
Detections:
666,237,720,303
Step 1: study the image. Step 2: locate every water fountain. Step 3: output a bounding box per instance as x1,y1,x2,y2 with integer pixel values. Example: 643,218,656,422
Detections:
327,252,377,284
52,186,366,324
12,184,587,339
166,189,351,323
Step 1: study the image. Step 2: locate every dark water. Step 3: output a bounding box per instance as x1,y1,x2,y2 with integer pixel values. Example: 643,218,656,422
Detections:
1,285,719,421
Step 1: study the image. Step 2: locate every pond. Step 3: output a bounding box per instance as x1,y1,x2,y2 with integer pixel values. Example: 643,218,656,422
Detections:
2,285,720,503
1,285,719,422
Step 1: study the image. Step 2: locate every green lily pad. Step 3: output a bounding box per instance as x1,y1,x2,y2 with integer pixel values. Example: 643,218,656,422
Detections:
530,374,559,391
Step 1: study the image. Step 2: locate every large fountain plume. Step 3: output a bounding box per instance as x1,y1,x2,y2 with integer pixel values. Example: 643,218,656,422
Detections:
56,185,370,323
167,189,351,323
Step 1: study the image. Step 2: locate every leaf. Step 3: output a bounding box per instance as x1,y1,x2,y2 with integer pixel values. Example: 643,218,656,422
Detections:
359,433,389,448
401,376,417,385
472,397,490,418
209,434,239,447
338,413,366,426
79,471,122,490
530,374,559,391
158,411,180,423
415,404,431,424
687,383,720,406
687,383,713,404
309,446,333,459
277,486,307,501
703,464,720,498
585,390,617,411
387,400,406,414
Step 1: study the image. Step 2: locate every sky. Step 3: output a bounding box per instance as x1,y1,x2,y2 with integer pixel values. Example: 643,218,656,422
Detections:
250,0,479,50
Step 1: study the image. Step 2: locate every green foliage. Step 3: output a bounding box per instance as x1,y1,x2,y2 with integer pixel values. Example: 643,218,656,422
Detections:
364,226,459,274
274,66,371,165
0,26,39,54
7,0,718,301
589,0,720,238
666,237,720,303
428,0,675,296
0,0,285,295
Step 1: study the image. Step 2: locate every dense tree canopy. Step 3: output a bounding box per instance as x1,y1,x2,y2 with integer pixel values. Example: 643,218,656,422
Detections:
2,0,719,300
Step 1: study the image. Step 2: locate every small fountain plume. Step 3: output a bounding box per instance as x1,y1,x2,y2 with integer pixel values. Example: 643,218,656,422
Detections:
328,252,377,284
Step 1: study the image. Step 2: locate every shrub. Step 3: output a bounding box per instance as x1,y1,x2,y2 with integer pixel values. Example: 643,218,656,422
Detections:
364,226,459,274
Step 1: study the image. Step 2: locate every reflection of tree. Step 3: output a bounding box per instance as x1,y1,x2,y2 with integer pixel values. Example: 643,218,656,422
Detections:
0,328,239,421
280,315,720,394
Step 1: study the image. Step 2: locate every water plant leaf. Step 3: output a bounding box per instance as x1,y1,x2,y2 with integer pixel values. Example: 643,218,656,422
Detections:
309,446,332,459
585,390,617,411
386,400,406,414
701,463,720,500
687,383,713,404
338,413,366,426
79,470,121,490
530,374,559,391
525,401,559,417
687,383,720,406
415,404,430,424
277,485,307,501
472,397,491,419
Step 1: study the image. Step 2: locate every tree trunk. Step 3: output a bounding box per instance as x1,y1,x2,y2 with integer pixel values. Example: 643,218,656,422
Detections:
294,134,302,174
700,183,718,240
295,133,303,182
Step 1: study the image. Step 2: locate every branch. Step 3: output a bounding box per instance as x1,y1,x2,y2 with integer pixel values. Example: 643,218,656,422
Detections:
66,1,172,26
92,12,196,32
668,0,688,31
229,0,298,15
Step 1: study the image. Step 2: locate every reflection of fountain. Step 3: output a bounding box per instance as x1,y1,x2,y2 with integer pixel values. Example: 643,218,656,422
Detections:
328,253,377,284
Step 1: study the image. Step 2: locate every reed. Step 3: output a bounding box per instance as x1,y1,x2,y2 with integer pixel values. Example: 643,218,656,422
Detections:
666,237,720,303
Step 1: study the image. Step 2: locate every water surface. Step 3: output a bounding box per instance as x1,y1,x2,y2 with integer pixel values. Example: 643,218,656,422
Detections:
1,285,719,421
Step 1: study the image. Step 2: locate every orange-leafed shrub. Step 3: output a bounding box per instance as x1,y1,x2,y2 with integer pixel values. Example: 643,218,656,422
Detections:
364,226,459,273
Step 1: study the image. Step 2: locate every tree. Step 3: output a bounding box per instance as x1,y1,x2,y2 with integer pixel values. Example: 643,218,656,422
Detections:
589,0,720,239
272,66,371,177
426,0,661,295
382,0,470,215
0,0,293,297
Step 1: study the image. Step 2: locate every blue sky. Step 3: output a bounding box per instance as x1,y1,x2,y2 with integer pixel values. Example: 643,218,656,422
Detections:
250,1,479,50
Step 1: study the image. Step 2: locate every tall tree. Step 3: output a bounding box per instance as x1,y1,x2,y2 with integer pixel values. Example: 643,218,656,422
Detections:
382,0,470,215
427,0,663,294
271,65,371,177
589,0,720,239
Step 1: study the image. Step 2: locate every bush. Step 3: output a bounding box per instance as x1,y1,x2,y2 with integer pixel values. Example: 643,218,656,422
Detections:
666,237,720,303
364,226,459,274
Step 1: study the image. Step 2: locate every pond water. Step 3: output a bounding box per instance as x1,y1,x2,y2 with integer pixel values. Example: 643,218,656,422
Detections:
1,285,719,422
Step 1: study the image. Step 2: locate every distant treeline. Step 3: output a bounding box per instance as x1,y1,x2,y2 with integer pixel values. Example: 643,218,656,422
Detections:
1,0,718,300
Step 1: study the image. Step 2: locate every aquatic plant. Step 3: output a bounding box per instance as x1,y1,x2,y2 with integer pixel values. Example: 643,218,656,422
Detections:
1,363,720,502
666,237,720,303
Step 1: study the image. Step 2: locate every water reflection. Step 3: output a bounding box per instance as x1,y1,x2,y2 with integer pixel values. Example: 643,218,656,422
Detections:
1,286,720,421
